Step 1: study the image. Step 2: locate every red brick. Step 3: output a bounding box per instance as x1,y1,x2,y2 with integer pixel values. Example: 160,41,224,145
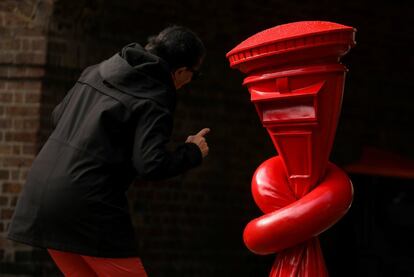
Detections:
1,208,14,219
2,182,22,193
14,93,24,103
0,67,8,77
0,118,12,129
0,145,12,155
31,38,47,51
3,157,33,167
7,80,42,90
15,27,44,37
3,13,24,27
23,119,39,129
0,53,15,63
0,170,10,180
12,145,20,154
24,92,41,103
7,66,26,78
0,92,13,102
10,170,19,180
20,169,29,180
5,106,38,117
0,3,12,11
25,67,45,78
0,196,8,206
10,196,18,207
17,3,37,17
11,118,23,129
21,38,31,51
13,118,39,130
5,131,37,142
0,235,6,248
22,144,37,155
15,53,46,65
0,38,21,50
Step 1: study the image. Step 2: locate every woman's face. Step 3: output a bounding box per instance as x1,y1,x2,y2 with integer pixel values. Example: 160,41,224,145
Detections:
172,58,203,90
172,67,194,90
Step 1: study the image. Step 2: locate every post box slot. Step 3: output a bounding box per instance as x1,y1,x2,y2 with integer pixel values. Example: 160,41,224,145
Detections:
261,96,316,123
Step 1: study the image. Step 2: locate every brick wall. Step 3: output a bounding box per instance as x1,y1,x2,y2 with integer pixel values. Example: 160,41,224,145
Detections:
0,0,413,276
0,1,54,275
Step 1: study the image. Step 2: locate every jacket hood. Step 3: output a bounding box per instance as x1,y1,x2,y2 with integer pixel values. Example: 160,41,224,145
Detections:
98,43,176,110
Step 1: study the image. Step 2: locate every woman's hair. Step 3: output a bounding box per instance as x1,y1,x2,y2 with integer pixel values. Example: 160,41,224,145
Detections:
145,26,205,71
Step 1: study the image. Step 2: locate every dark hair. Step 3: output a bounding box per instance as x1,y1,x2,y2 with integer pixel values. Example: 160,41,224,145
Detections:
145,26,205,71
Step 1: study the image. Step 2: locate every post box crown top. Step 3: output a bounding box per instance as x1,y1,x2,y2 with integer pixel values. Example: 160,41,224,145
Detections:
226,21,356,71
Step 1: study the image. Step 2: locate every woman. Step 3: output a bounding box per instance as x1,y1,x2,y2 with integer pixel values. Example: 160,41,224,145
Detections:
7,26,209,276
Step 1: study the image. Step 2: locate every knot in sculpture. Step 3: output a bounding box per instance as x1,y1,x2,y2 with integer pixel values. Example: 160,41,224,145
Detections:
226,21,356,276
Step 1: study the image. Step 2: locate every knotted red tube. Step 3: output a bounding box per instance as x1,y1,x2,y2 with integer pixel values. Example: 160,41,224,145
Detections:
227,21,356,276
245,156,353,255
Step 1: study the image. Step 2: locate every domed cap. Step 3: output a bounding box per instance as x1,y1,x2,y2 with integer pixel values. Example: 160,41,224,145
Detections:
227,21,356,73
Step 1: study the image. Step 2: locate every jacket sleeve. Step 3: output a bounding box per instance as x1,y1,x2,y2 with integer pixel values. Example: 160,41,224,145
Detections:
132,101,203,181
51,87,75,129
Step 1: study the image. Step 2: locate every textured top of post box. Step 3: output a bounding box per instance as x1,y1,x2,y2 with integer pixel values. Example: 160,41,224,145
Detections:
227,21,356,70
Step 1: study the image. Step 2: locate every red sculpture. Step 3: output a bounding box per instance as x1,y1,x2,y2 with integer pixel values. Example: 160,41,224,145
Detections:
226,21,356,276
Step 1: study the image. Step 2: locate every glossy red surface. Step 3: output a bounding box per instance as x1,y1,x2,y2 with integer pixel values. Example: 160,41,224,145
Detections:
246,156,353,254
227,21,356,276
227,21,355,57
227,21,356,73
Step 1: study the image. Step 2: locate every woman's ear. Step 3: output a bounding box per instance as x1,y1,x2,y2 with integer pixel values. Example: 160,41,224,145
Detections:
172,66,191,89
173,67,187,78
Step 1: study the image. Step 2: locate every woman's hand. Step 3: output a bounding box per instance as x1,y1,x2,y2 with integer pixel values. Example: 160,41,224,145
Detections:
186,128,210,158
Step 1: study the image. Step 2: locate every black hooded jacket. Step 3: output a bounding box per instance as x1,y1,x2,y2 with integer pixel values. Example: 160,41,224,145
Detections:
6,43,202,257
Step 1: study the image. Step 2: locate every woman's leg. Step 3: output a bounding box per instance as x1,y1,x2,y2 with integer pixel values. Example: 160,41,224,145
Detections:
81,255,148,277
47,249,98,277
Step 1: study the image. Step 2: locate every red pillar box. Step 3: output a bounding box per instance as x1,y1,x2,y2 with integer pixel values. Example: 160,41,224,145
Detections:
226,21,356,276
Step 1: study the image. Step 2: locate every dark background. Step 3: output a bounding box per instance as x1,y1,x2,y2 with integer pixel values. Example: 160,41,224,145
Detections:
1,0,413,276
